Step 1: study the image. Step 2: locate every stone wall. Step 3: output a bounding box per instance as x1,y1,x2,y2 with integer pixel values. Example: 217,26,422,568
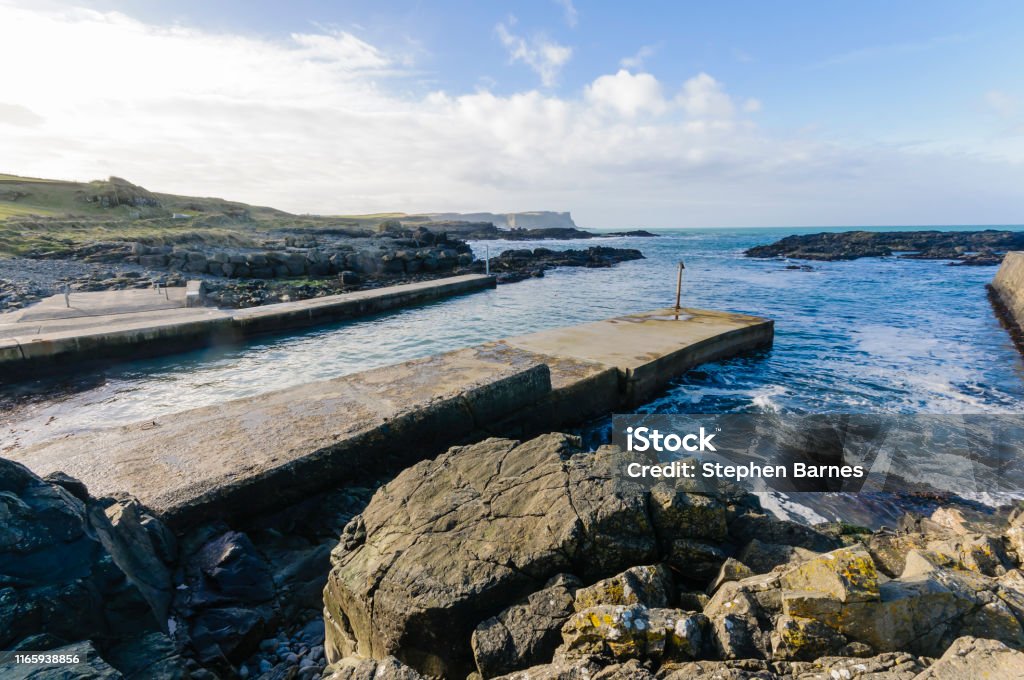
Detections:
991,251,1024,347
993,251,1024,324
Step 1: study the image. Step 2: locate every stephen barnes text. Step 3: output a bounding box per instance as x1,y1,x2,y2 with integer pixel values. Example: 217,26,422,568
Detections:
625,460,866,482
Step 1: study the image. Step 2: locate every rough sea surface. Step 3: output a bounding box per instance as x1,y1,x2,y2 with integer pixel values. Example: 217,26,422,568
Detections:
2,226,1022,524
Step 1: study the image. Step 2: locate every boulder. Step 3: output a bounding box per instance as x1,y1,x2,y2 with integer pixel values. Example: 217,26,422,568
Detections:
775,545,1024,658
322,656,424,680
659,651,928,679
0,459,158,650
770,615,847,661
492,656,656,680
707,558,755,595
779,545,880,604
323,435,659,676
916,635,1024,679
573,565,673,611
194,531,276,604
559,605,706,663
323,434,753,678
738,539,819,575
472,574,580,678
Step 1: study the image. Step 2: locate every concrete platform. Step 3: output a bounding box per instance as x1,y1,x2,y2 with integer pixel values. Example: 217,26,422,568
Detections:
7,307,773,526
0,274,496,378
11,286,190,323
992,252,1024,349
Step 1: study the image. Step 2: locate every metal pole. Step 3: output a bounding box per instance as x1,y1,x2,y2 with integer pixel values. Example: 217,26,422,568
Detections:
674,261,685,310
485,245,490,276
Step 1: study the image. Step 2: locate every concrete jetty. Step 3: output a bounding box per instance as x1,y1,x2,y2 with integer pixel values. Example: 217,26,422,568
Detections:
992,252,1024,349
8,307,773,526
0,274,495,378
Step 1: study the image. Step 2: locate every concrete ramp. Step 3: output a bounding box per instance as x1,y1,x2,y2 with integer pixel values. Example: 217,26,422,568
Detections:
0,274,496,376
8,307,772,526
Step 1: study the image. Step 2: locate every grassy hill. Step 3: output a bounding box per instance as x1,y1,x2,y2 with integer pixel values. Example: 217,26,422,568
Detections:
0,173,411,257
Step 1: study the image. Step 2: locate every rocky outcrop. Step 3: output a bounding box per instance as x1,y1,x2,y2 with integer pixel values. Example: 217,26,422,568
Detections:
322,433,829,677
322,433,1024,680
917,636,1024,679
746,230,1024,264
487,246,645,283
0,458,188,678
472,574,581,677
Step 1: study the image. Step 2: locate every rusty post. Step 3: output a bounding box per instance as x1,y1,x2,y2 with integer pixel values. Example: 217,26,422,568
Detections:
675,261,685,310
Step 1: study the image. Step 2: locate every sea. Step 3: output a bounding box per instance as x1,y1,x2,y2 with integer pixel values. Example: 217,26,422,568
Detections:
3,226,1023,526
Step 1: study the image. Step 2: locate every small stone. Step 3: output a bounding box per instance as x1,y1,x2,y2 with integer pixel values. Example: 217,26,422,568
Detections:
259,659,273,674
285,653,298,664
297,667,321,680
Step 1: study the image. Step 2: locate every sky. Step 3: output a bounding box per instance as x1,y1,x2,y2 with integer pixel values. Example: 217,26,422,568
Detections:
1,0,1022,228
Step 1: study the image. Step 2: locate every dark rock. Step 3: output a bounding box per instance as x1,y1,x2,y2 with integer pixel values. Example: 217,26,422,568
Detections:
194,531,276,604
43,471,91,503
472,574,581,678
190,605,272,663
745,229,1024,264
0,458,158,650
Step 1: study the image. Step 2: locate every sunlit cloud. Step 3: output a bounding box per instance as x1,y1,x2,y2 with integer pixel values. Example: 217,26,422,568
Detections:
0,3,1021,228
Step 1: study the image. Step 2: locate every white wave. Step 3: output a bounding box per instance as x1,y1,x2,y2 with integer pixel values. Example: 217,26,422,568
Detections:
755,491,829,525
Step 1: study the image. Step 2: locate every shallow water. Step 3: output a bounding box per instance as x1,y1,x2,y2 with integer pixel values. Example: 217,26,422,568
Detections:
3,226,1023,456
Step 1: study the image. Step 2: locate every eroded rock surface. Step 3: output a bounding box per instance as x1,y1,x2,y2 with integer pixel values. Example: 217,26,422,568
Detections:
323,434,826,677
322,433,1024,680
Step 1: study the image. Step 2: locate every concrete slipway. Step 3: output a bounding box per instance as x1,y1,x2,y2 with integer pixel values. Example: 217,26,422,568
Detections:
8,307,773,527
0,274,496,377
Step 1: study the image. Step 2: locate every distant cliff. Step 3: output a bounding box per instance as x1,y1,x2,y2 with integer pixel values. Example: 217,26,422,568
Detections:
424,211,577,229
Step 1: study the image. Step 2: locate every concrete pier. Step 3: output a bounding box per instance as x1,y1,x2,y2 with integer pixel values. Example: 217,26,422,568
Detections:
0,274,496,378
7,307,773,526
992,252,1024,349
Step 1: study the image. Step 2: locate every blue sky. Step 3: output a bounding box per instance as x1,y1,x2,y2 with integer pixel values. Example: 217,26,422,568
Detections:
1,0,1022,227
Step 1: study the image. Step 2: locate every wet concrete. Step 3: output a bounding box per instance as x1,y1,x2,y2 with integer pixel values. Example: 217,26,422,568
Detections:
7,307,773,526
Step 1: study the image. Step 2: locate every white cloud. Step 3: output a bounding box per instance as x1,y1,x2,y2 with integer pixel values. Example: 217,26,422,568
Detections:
676,73,735,118
554,0,578,28
620,45,657,70
495,18,572,87
0,4,1021,228
289,30,391,69
585,70,666,117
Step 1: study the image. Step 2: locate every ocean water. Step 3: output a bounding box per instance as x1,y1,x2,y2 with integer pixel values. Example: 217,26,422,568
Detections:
3,226,1023,462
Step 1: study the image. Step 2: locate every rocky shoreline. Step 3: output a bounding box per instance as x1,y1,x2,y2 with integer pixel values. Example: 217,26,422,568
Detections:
745,229,1024,265
0,223,647,311
4,432,1024,679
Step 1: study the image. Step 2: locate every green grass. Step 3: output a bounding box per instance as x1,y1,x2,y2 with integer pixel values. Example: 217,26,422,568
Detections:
0,202,60,219
0,172,437,256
